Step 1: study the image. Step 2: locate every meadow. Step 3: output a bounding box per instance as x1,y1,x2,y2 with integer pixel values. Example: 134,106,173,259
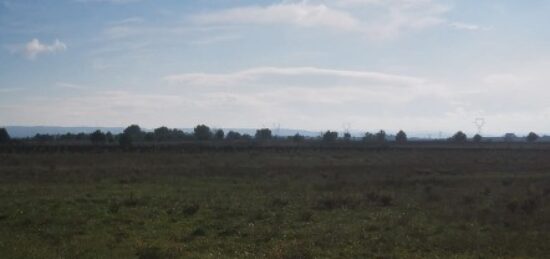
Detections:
1,148,549,258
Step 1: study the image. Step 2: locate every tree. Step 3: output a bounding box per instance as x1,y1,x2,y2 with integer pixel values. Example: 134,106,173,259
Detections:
106,132,115,143
473,134,482,143
33,134,54,142
194,124,212,141
451,131,467,143
322,131,338,142
214,129,225,140
0,128,10,144
154,126,171,141
255,128,272,140
343,132,352,141
123,124,144,141
144,132,155,142
527,132,539,143
395,130,407,144
375,130,387,143
226,131,242,140
292,133,305,142
119,133,133,148
90,130,107,145
363,132,375,142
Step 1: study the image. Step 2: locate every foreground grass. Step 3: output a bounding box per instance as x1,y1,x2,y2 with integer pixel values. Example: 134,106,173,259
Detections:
1,150,550,258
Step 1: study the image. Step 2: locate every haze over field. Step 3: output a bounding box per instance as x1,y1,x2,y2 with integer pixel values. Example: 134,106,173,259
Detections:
1,0,550,134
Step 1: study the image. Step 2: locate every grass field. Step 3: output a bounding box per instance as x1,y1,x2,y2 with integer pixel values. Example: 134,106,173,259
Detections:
1,149,550,258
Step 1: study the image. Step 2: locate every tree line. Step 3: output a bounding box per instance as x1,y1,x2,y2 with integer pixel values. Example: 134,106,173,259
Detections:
0,125,543,146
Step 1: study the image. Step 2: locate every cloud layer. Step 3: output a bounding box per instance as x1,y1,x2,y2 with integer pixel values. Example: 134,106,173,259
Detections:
21,39,67,59
191,0,450,39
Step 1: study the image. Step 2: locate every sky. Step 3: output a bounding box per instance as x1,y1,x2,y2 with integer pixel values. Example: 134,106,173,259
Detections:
1,0,550,135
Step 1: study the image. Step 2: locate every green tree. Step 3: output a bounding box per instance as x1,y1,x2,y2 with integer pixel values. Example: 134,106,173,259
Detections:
214,129,225,140
473,134,482,143
255,128,272,140
526,132,539,143
119,133,133,148
363,132,375,142
90,130,107,145
343,132,352,141
194,124,212,141
451,131,467,143
322,131,338,142
226,131,242,140
0,128,10,144
123,125,144,141
376,130,387,143
106,132,115,143
292,133,305,142
154,126,171,141
395,130,407,144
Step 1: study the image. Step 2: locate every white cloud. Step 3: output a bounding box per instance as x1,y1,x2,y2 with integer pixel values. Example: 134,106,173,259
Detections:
191,0,450,39
20,38,67,59
192,2,360,31
55,82,88,90
450,22,490,31
164,66,426,88
0,87,23,93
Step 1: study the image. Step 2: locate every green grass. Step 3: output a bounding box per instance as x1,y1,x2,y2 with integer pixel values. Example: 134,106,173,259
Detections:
1,150,550,258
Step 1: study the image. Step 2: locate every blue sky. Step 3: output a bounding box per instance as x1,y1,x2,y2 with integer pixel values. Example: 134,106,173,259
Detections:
1,0,550,135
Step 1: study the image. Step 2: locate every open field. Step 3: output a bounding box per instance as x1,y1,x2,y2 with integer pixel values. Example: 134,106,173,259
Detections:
1,149,550,258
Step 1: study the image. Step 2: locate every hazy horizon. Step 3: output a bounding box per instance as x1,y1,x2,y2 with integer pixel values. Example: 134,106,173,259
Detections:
2,0,550,133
